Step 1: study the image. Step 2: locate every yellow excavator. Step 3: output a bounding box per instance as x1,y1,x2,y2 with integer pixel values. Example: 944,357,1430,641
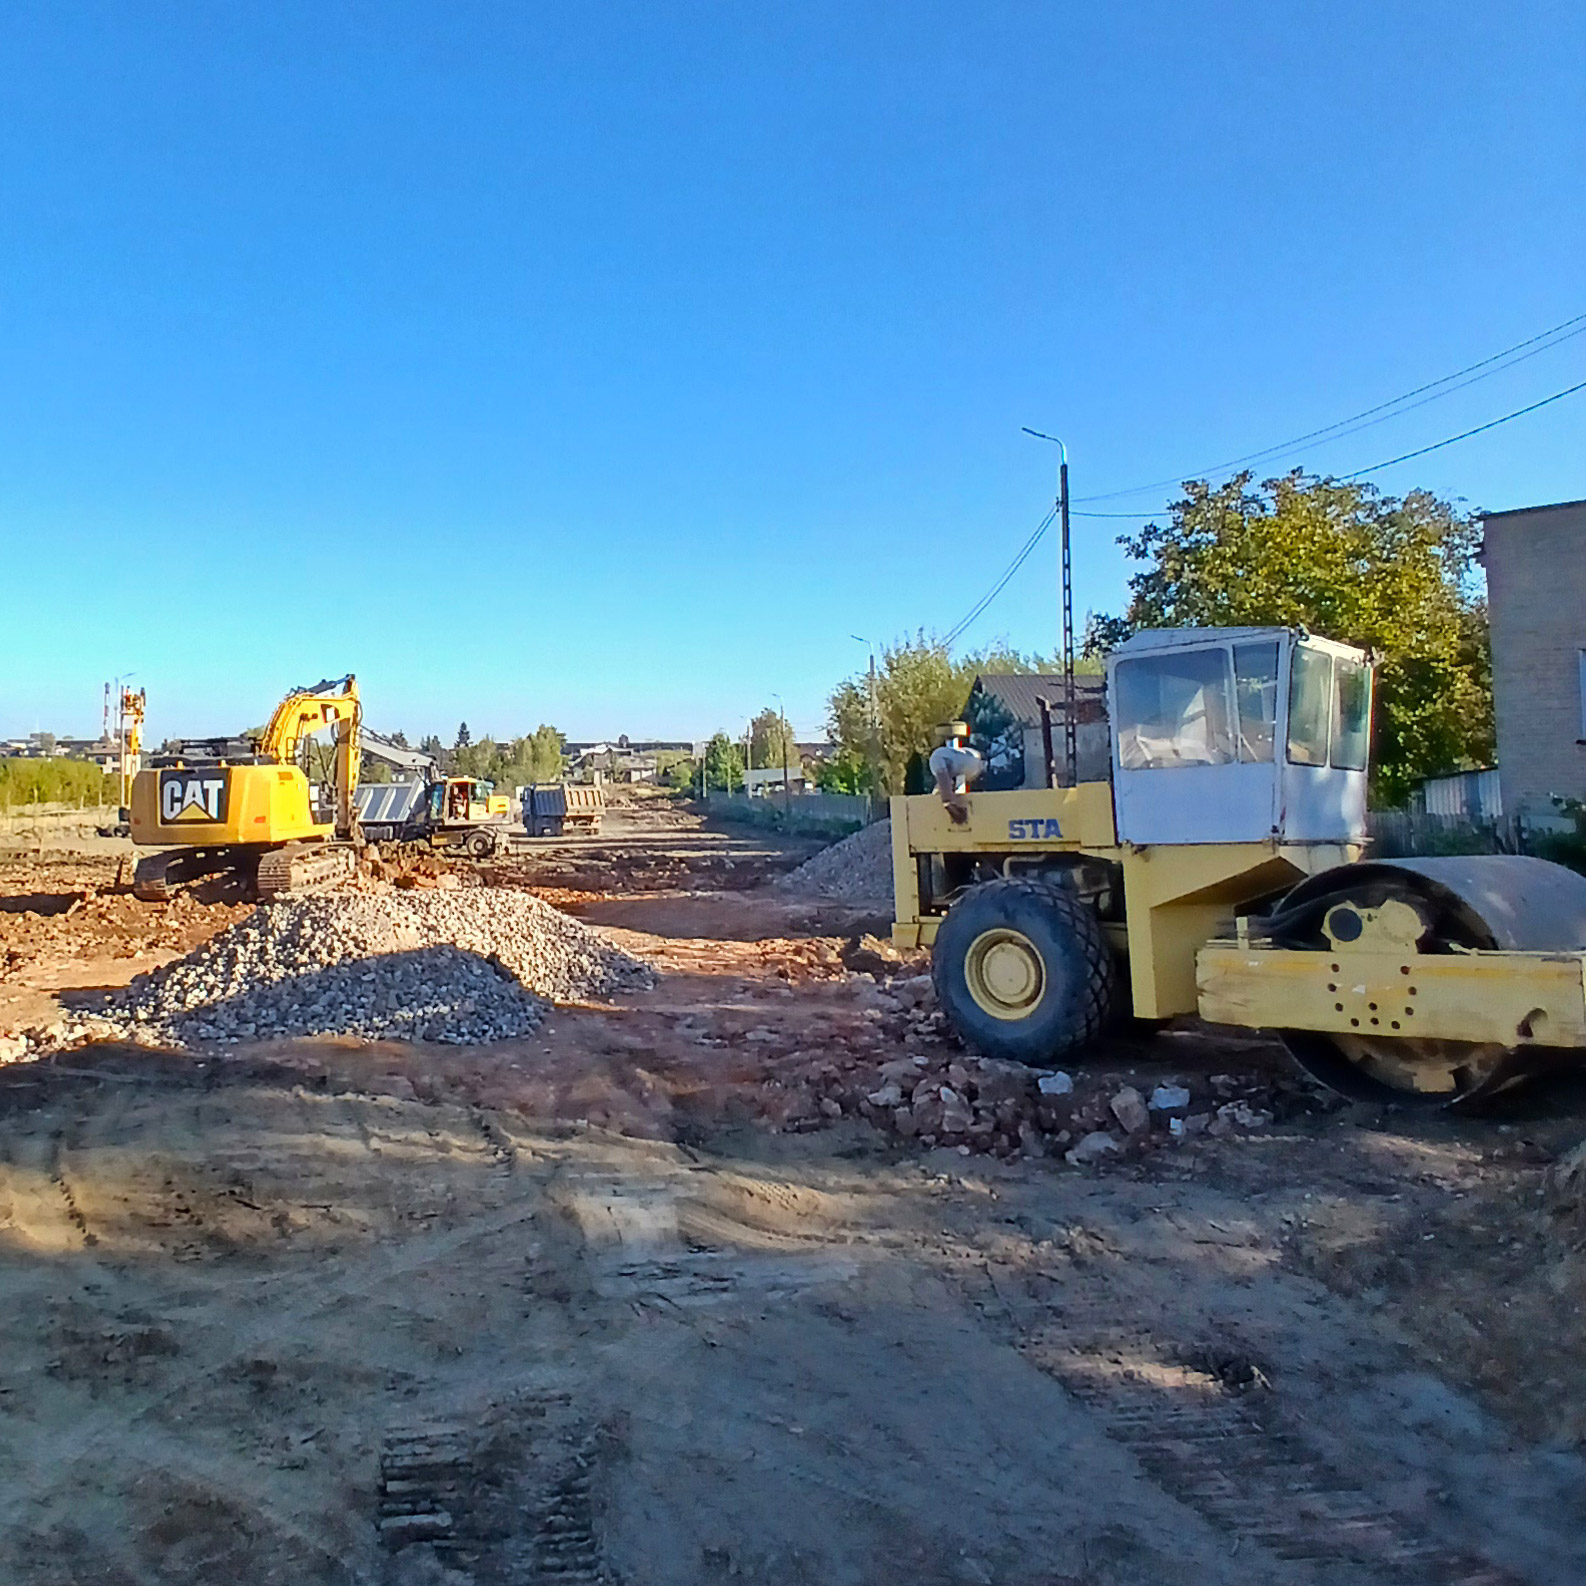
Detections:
128,676,363,901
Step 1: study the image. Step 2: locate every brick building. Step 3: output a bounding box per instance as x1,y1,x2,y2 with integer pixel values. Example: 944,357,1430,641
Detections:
1480,497,1586,822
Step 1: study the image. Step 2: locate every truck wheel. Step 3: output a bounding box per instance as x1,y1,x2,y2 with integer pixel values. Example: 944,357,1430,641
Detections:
931,878,1115,1066
467,829,496,858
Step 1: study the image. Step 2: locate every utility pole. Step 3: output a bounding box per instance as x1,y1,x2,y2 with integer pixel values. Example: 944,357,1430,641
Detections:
1022,428,1077,787
851,635,881,792
773,694,792,817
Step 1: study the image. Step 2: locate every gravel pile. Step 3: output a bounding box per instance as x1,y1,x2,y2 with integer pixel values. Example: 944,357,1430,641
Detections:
65,891,654,1049
776,820,893,905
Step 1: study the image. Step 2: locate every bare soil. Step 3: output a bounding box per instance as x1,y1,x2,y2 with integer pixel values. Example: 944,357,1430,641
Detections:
2,799,1585,1585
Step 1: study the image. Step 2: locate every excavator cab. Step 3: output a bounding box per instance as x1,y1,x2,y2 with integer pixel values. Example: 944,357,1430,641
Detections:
1107,627,1371,847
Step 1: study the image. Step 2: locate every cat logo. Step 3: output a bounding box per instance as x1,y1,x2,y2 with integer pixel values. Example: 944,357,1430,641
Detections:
159,771,229,825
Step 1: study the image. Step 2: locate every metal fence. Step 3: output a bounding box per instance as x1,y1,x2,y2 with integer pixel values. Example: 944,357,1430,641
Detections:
1367,809,1525,858
703,790,883,834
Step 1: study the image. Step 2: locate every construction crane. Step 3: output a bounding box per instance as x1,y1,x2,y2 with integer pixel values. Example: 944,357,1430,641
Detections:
892,626,1586,1108
128,676,363,901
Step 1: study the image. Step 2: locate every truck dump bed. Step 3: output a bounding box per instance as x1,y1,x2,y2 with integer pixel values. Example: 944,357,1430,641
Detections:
524,783,604,837
354,781,427,841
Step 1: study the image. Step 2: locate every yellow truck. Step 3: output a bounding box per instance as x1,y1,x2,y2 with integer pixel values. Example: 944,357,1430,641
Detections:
355,775,514,857
891,626,1586,1108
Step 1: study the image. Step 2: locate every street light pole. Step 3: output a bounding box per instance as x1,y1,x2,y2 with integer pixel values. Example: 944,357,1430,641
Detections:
851,635,880,793
773,693,792,817
1022,428,1076,787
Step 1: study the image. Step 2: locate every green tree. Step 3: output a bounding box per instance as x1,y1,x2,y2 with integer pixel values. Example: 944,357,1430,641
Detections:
702,732,744,791
814,744,872,794
1088,470,1493,806
657,752,697,790
524,724,564,782
749,708,798,774
826,634,1051,794
454,722,471,751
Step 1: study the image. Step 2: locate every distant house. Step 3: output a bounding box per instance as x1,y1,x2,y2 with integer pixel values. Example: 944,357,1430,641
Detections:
1415,767,1503,820
1480,498,1586,823
963,673,1110,790
571,744,660,783
743,766,812,798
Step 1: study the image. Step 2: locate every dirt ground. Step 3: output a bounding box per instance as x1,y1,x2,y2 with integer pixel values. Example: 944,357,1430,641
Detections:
2,797,1585,1585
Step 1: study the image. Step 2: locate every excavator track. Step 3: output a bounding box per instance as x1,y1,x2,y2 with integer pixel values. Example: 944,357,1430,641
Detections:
132,847,257,903
255,841,359,900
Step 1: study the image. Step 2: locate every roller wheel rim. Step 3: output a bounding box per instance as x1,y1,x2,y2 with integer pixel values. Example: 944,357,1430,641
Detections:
964,927,1047,1021
1281,1030,1521,1110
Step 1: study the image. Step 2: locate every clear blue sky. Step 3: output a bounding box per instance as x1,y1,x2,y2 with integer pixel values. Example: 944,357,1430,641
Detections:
1,1,1581,746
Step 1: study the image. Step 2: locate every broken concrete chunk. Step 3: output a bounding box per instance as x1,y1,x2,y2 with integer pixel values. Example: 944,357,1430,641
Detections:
1109,1086,1149,1135
1149,1084,1191,1112
1216,1101,1273,1128
938,1085,973,1134
1065,1130,1120,1165
1037,1071,1074,1096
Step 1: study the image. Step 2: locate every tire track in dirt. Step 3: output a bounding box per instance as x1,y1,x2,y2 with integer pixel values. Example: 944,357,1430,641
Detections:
0,1088,563,1531
938,1209,1544,1586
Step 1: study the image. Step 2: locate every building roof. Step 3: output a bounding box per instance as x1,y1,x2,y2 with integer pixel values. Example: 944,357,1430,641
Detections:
1481,498,1586,522
969,673,1105,726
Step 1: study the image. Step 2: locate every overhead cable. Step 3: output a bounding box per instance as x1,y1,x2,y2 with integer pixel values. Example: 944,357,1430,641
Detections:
1073,309,1586,505
941,508,1055,647
1336,378,1586,479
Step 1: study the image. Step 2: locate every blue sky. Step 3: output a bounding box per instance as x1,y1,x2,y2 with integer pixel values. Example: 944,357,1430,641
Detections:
1,1,1581,745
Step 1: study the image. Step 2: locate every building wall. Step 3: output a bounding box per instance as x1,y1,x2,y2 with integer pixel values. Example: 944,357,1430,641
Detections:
1019,722,1111,788
1483,500,1586,821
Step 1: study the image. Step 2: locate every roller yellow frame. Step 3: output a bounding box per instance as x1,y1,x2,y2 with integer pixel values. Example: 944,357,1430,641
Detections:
890,785,1360,1021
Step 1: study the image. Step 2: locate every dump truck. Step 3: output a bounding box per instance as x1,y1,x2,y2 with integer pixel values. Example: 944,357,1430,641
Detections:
354,776,514,857
892,626,1586,1108
129,676,362,900
522,782,604,837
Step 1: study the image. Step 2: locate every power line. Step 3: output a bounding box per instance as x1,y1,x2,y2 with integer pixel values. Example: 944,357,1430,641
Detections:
1070,377,1586,522
1074,309,1586,505
1336,378,1586,480
946,345,1586,643
942,508,1054,647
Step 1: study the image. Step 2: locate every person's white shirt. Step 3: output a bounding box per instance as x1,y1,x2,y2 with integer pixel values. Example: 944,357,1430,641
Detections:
928,742,984,792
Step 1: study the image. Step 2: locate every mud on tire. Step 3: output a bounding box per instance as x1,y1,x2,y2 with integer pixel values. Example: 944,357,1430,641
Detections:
931,876,1116,1066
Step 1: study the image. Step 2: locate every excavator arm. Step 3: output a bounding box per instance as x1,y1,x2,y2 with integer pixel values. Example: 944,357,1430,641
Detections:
256,676,362,838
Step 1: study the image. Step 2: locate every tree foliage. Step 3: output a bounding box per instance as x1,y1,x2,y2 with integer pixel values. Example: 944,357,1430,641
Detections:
1087,470,1492,806
451,725,566,789
826,634,1052,795
748,708,798,772
703,733,744,791
0,757,112,810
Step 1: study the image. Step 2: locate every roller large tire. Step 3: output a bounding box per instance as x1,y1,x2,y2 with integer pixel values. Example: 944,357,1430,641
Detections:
931,877,1115,1066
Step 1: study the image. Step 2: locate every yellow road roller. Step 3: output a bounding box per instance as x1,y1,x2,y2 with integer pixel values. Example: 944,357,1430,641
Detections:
891,626,1586,1107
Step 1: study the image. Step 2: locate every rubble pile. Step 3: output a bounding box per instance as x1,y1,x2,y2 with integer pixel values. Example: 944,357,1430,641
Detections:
746,970,1317,1164
58,891,654,1051
775,820,893,905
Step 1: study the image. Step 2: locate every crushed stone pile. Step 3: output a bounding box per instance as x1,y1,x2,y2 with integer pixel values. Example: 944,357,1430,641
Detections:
63,891,654,1050
775,819,893,904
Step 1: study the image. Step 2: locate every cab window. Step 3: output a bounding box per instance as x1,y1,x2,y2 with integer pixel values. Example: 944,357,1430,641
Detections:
1331,656,1371,771
1232,641,1279,763
1287,646,1333,766
1114,648,1237,770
